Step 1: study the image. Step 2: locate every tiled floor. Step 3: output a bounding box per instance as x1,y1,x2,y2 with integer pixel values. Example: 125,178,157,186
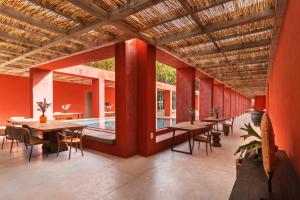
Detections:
0,114,253,200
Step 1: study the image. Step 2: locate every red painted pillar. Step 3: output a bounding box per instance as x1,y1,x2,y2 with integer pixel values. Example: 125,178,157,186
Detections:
30,68,53,119
136,39,156,156
92,78,105,118
231,90,236,117
199,78,213,119
163,90,172,117
236,93,240,116
115,39,156,157
213,84,224,117
195,92,199,119
224,87,231,118
176,67,196,122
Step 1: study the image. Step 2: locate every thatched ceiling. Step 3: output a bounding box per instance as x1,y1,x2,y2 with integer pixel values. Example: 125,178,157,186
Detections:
0,0,286,97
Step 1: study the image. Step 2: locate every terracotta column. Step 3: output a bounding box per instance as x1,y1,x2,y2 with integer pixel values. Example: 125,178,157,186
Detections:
163,90,172,117
115,39,156,157
199,78,213,119
231,90,236,117
224,87,231,118
92,78,105,118
30,68,53,119
213,84,224,117
176,67,196,122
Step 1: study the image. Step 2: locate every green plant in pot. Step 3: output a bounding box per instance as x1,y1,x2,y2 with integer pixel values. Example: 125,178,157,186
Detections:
234,123,262,161
36,98,51,123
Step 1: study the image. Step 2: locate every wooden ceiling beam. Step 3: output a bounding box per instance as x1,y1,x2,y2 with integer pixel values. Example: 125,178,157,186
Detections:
156,8,275,45
212,70,268,77
184,39,271,58
197,56,269,68
0,31,41,48
27,0,83,24
0,5,67,35
141,0,231,31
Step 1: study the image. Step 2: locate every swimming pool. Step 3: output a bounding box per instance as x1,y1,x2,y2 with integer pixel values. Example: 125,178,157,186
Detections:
68,117,176,130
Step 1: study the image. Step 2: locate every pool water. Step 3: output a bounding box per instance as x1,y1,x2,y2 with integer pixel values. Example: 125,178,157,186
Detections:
68,117,175,130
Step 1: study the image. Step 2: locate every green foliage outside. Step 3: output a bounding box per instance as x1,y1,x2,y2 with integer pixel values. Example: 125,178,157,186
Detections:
88,58,115,72
88,58,177,85
156,61,176,85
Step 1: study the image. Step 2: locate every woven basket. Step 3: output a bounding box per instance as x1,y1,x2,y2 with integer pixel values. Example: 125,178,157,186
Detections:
260,113,277,178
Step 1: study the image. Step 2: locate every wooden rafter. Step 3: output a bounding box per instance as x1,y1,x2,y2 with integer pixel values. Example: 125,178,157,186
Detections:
183,39,271,58
156,8,275,45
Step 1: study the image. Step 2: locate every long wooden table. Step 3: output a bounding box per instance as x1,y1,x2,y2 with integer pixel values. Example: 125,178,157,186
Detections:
168,121,213,154
11,120,86,153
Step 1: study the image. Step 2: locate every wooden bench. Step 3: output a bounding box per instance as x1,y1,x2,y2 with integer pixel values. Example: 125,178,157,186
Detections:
230,150,300,200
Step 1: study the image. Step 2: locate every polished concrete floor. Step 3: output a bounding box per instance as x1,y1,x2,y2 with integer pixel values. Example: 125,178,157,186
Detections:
0,114,253,200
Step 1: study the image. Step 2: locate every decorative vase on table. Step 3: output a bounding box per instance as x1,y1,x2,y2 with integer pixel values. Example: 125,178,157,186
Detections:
36,98,51,123
39,115,47,123
188,108,196,125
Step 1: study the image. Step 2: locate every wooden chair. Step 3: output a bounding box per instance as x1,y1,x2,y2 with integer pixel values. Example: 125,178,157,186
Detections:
192,126,213,155
224,117,235,134
56,127,84,160
0,126,6,149
5,125,23,153
22,127,49,162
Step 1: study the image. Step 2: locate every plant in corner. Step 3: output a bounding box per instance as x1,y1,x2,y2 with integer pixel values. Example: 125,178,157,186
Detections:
234,123,262,161
36,98,51,123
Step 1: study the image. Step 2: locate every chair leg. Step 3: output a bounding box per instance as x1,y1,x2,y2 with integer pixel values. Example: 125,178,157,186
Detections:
68,142,72,160
1,136,5,149
75,142,78,152
198,141,200,150
210,142,213,153
29,145,33,162
10,139,14,153
16,140,19,147
206,142,208,156
56,141,60,157
80,141,84,156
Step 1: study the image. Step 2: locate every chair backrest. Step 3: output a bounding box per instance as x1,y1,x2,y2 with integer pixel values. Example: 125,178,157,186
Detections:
5,125,28,142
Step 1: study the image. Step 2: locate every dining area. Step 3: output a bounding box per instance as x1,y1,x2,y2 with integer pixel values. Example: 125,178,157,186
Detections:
168,116,234,155
1,118,86,162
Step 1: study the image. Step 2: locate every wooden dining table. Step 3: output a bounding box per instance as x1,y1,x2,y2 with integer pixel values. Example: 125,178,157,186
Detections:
11,120,86,154
168,121,213,154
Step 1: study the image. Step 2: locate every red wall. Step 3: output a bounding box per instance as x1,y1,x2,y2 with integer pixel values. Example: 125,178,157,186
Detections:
224,88,231,118
199,78,213,119
254,95,266,111
231,90,236,117
0,75,31,120
268,0,300,177
53,81,92,113
0,74,94,120
213,84,224,117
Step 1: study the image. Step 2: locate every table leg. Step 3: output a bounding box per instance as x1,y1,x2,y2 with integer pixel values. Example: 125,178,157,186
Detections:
42,131,68,154
171,130,193,155
212,132,222,147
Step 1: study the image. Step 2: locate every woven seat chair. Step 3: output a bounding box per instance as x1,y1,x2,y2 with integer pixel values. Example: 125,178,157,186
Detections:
223,117,235,134
192,126,213,155
6,126,48,161
56,127,84,160
0,126,6,149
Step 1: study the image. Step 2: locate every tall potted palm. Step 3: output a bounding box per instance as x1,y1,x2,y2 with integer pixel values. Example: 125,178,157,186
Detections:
36,98,51,123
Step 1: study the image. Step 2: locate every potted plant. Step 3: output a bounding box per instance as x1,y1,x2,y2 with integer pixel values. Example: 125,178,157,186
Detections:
36,98,51,123
234,123,262,176
212,107,220,118
188,108,195,125
251,111,264,127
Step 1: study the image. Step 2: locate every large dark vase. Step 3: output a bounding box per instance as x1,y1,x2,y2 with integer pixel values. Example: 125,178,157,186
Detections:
251,111,263,127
